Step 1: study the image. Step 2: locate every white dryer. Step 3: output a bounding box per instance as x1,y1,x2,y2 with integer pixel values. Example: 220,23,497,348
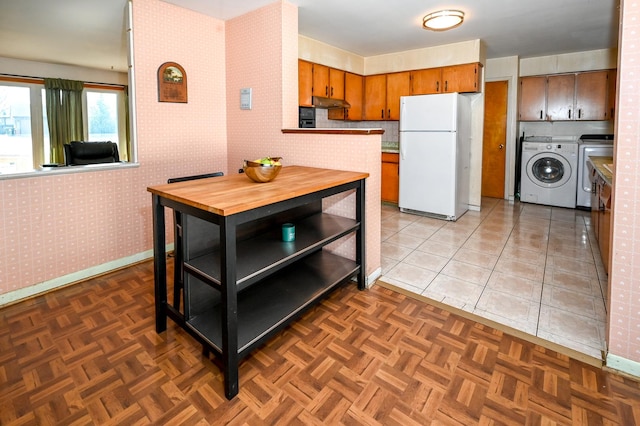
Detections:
520,137,579,208
576,134,614,209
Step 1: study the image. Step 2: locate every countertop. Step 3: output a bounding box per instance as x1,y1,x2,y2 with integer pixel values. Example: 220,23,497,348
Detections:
382,141,399,153
147,165,369,216
281,128,384,135
588,156,613,185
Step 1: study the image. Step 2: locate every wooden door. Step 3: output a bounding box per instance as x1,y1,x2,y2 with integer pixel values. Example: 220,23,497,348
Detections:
482,80,508,198
298,60,314,106
329,68,345,99
442,63,480,93
518,76,546,120
312,63,329,98
576,71,608,120
386,71,411,120
411,68,442,94
364,74,387,120
547,74,575,120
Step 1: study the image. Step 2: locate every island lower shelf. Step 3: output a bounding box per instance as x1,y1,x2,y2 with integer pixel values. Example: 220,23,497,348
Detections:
184,212,359,292
186,250,359,356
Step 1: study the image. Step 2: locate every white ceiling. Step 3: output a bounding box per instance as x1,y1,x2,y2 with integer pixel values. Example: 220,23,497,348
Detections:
0,0,620,73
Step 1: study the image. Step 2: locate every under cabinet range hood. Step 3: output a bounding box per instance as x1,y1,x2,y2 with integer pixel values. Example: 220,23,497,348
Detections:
312,96,351,109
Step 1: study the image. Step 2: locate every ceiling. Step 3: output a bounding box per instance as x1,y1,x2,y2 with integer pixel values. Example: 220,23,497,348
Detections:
0,0,620,73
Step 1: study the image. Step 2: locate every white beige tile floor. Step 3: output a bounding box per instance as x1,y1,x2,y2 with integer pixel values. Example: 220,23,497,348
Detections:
379,197,608,360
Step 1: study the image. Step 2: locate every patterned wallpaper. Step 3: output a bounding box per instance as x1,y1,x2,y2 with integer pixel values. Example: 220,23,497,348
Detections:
0,0,381,304
608,0,640,368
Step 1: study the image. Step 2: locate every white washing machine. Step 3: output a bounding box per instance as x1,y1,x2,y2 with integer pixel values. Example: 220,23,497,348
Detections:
576,134,614,209
520,136,579,208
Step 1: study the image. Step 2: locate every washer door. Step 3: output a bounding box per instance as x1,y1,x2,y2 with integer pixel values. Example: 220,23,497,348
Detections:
526,152,572,188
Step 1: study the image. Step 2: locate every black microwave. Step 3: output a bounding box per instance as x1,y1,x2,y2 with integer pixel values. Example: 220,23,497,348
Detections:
299,106,316,128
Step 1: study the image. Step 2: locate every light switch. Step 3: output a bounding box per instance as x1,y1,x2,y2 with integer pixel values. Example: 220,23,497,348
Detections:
240,88,252,110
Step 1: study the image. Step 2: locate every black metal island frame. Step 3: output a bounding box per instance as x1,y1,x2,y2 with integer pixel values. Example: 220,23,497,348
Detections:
148,166,368,399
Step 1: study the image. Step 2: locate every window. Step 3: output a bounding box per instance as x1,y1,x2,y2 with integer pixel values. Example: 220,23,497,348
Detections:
84,88,127,155
0,83,39,173
0,77,128,175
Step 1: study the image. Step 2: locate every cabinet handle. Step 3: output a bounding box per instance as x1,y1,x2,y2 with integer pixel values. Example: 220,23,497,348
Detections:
331,87,333,97
539,110,543,119
445,81,448,91
568,109,571,119
381,109,384,119
388,109,391,119
578,109,582,119
499,144,504,150
325,86,328,96
436,81,439,92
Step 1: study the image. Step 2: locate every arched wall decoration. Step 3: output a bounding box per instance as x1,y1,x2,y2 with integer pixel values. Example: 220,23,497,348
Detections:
158,62,187,103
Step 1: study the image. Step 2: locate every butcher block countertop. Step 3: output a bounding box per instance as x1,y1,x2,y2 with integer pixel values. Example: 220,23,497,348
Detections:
147,165,369,216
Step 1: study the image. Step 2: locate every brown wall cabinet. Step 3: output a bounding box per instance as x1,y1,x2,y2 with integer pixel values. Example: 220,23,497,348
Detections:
576,71,609,120
329,72,364,121
518,76,547,120
301,61,481,121
298,60,346,107
364,72,411,120
298,60,314,107
411,68,442,95
519,70,616,121
411,63,481,95
546,74,575,121
313,64,345,100
381,152,399,203
364,74,388,120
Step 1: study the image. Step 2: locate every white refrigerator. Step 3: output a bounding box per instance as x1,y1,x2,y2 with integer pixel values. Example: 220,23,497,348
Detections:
398,93,472,221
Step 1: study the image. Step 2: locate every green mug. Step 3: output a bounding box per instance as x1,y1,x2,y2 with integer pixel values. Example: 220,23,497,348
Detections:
282,223,295,242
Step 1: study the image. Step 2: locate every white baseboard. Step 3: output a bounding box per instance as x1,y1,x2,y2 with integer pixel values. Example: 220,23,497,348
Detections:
367,267,382,288
606,353,640,379
0,244,174,308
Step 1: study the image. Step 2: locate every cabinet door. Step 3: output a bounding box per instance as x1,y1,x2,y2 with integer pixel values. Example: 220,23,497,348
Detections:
298,60,314,106
442,63,481,93
381,153,399,203
607,69,617,120
386,71,411,120
411,68,442,95
518,76,546,121
576,71,608,120
328,72,362,121
599,180,612,273
364,74,387,120
312,63,329,98
329,68,345,100
547,74,575,120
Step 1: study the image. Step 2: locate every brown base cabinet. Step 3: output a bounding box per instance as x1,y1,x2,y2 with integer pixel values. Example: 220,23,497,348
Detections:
591,170,612,273
381,153,399,203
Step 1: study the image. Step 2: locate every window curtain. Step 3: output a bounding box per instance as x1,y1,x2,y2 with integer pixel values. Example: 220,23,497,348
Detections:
44,78,84,164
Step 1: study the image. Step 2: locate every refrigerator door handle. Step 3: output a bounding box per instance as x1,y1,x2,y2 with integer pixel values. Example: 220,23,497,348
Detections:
400,139,406,160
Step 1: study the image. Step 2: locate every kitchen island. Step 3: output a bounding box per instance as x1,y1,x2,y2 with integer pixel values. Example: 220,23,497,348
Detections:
148,166,368,399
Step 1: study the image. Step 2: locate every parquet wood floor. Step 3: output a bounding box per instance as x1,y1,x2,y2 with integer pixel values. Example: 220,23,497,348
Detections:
1,260,639,425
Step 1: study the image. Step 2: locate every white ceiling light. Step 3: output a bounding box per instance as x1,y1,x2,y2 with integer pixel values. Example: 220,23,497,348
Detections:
423,10,465,31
